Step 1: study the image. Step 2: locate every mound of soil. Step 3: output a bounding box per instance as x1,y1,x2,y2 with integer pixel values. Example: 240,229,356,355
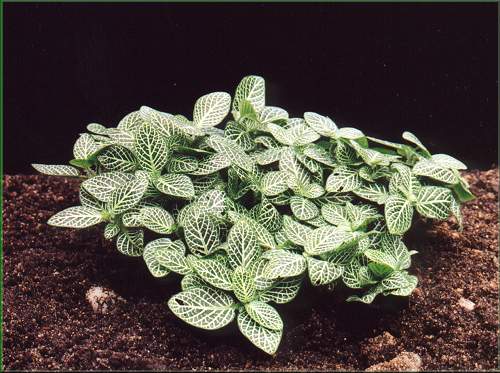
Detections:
3,169,499,370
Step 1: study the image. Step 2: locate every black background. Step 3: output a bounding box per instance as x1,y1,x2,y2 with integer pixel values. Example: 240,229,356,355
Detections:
4,3,498,173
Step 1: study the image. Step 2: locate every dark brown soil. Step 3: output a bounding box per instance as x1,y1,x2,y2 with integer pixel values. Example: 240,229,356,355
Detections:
3,169,499,371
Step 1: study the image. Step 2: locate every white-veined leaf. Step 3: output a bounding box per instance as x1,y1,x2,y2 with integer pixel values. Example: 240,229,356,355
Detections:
431,154,467,170
48,206,103,228
304,226,354,255
168,287,236,330
32,164,80,176
232,266,257,303
106,177,148,215
104,222,120,240
190,153,231,175
282,215,313,246
289,196,319,221
258,277,302,304
325,166,362,193
73,133,100,160
233,75,265,112
82,172,134,202
116,229,144,256
353,183,389,204
193,92,231,127
192,258,233,291
165,155,199,174
384,195,414,235
139,206,176,234
184,212,221,256
413,158,459,184
237,309,282,355
205,135,254,172
303,112,338,137
260,171,289,196
97,145,137,172
307,257,343,286
402,131,431,156
259,106,288,124
134,124,170,172
143,240,170,277
415,186,452,219
155,174,195,199
227,220,261,269
245,301,283,331
263,250,307,280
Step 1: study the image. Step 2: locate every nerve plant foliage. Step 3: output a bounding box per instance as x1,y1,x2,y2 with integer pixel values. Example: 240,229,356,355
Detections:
33,76,474,354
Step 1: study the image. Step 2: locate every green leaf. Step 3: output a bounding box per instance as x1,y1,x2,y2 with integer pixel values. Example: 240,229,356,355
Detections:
134,124,170,172
191,153,231,176
304,226,354,255
116,229,144,256
87,122,108,135
402,131,431,156
245,301,283,331
73,133,100,160
353,183,389,204
192,258,233,291
103,222,120,240
155,174,195,199
97,146,137,172
259,106,289,124
282,215,313,246
306,257,343,286
143,240,170,278
263,250,307,280
289,196,319,221
232,266,257,303
153,239,191,275
384,195,414,235
413,158,459,184
168,287,236,330
237,309,282,355
325,166,362,193
258,277,302,304
48,206,103,228
193,92,231,127
117,110,144,132
32,164,80,177
184,212,221,256
304,112,338,137
165,155,199,174
206,135,254,173
415,186,452,219
82,172,134,202
233,75,265,113
227,220,261,269
260,171,289,196
106,176,148,215
139,206,176,234
431,154,467,170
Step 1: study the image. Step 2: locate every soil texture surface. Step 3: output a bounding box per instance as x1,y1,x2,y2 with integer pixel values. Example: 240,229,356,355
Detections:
3,169,499,370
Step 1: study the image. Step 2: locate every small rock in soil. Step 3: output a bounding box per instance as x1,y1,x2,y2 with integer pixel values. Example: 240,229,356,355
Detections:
365,352,422,372
86,286,125,314
458,297,476,312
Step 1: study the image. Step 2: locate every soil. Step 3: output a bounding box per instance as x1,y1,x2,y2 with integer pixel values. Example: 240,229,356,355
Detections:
3,169,499,371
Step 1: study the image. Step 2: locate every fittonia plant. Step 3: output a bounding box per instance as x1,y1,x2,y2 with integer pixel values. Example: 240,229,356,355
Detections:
32,75,474,354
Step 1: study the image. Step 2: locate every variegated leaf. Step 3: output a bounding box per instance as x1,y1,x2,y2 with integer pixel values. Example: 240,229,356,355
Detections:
168,287,236,330
192,258,233,291
233,75,265,112
116,229,144,256
304,226,354,255
32,164,79,177
415,186,452,219
245,301,283,331
289,196,319,221
48,206,103,228
237,309,282,355
193,92,231,127
307,257,343,286
155,174,195,199
134,124,170,172
384,195,414,235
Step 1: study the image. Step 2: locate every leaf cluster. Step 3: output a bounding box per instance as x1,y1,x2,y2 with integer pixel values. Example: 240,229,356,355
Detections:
33,75,473,354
